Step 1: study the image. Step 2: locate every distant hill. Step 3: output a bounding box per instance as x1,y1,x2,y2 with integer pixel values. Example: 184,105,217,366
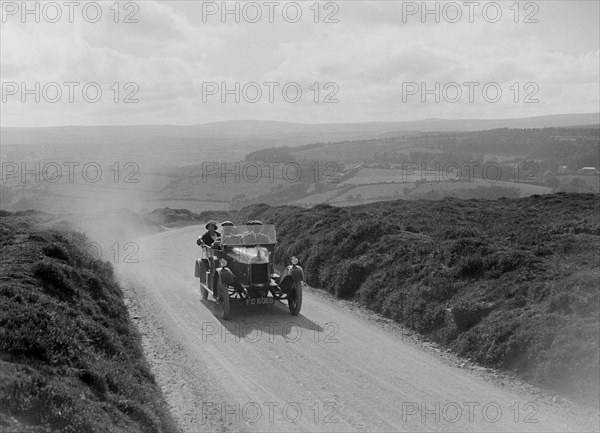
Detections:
2,120,598,216
277,126,600,164
146,208,236,227
2,113,598,147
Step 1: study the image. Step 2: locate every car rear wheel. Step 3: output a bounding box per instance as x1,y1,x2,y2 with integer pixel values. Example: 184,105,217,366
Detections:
218,280,231,320
288,280,302,316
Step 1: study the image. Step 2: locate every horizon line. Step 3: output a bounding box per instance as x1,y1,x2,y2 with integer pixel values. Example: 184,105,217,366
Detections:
1,112,599,129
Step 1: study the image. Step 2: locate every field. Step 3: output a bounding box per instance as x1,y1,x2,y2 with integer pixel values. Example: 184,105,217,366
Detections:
291,170,553,206
2,126,598,213
293,137,423,162
338,168,430,185
292,189,348,206
329,183,414,203
408,179,553,198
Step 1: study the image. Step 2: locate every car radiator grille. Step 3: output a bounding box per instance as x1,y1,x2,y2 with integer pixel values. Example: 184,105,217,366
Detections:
251,264,269,284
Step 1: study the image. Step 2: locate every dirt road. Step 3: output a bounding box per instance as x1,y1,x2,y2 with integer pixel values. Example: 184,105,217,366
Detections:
116,225,598,432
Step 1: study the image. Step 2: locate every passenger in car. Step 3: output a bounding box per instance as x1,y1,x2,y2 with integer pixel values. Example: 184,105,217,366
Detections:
243,220,273,244
216,221,243,246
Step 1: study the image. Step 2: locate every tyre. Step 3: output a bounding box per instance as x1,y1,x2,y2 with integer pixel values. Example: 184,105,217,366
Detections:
288,280,302,316
218,279,231,321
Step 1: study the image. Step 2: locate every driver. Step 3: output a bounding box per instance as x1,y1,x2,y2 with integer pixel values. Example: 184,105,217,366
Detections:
196,220,220,247
243,220,272,244
196,220,219,283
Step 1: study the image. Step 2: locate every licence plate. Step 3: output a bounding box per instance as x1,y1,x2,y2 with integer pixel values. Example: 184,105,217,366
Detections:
245,297,274,306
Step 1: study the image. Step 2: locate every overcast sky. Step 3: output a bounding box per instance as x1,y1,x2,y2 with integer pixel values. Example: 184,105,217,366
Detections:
1,0,599,126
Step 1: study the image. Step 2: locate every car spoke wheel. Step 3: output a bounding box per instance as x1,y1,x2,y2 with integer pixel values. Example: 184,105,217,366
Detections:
288,280,302,316
218,280,231,320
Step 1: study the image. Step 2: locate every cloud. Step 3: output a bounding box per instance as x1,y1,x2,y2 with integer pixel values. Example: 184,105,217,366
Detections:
1,0,598,126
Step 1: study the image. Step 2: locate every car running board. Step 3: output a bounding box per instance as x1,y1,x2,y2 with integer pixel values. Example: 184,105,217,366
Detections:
200,283,214,295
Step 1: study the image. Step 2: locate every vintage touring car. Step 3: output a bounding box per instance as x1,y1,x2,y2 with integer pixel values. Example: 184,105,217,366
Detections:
194,224,303,320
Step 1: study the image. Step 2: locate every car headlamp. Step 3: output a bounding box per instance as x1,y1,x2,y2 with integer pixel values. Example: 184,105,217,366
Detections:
291,256,299,265
219,259,228,267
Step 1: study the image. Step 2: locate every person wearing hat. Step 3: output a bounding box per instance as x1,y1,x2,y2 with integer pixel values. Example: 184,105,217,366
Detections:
214,220,243,246
243,220,273,244
197,220,220,247
196,221,220,284
240,220,255,239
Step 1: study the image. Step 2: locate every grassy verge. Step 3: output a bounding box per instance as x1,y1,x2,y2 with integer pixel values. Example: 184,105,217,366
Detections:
0,211,180,433
239,193,600,405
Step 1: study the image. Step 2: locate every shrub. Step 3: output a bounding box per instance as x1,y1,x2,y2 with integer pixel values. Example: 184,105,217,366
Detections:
0,216,179,432
42,243,71,262
32,260,78,302
449,301,494,332
258,193,600,405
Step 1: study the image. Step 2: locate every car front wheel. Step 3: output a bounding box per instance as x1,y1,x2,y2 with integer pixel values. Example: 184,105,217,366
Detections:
218,280,231,320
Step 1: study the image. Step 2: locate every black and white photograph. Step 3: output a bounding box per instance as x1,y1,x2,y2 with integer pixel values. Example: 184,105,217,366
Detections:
1,1,599,432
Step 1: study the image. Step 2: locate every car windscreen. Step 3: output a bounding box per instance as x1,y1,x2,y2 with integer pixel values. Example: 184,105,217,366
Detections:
227,246,271,264
220,224,277,246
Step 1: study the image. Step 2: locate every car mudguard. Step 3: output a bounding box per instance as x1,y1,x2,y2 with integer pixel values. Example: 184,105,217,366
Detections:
194,259,202,278
279,265,304,284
